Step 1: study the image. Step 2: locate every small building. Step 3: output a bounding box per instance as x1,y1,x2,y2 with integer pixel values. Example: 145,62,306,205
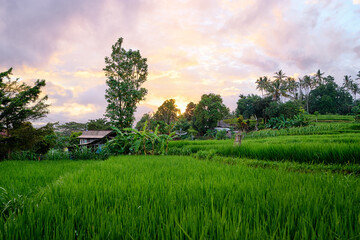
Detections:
77,130,115,150
215,120,233,137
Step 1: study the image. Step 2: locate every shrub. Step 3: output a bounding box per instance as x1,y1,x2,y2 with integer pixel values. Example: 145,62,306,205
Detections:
216,130,227,140
7,151,38,161
266,114,309,129
45,149,70,160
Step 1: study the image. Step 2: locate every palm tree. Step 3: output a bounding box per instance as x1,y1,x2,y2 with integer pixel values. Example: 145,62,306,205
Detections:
298,77,305,101
355,71,360,101
356,71,360,82
267,79,288,102
269,70,288,102
351,82,359,101
313,69,324,86
286,77,299,100
273,70,287,82
255,76,270,97
301,75,313,113
343,75,353,90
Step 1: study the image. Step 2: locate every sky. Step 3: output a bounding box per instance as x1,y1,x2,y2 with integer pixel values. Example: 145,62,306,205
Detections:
1,0,360,125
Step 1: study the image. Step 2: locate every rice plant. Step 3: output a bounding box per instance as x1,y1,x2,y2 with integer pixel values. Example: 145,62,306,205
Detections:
1,156,359,239
169,133,360,164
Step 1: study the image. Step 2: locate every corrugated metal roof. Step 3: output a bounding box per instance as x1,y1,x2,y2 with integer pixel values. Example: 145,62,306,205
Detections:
77,130,113,139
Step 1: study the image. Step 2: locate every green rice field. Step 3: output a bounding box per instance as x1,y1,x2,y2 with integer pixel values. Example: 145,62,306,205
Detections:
169,122,360,165
1,156,360,239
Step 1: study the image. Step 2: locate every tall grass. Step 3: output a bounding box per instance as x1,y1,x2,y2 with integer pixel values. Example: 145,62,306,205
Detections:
0,160,97,221
244,123,360,138
1,156,359,239
169,133,360,164
308,114,355,122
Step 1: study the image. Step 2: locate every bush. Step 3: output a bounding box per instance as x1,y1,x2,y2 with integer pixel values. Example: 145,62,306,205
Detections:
71,147,109,160
45,149,70,160
266,114,309,129
7,151,38,161
216,130,227,140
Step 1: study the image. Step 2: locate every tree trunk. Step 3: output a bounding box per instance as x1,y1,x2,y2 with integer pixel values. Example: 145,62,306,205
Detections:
306,95,309,113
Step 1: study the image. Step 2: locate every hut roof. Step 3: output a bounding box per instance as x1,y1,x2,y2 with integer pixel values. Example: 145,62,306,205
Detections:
77,130,113,139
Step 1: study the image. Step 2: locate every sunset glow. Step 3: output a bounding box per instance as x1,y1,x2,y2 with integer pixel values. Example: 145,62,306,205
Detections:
1,0,359,124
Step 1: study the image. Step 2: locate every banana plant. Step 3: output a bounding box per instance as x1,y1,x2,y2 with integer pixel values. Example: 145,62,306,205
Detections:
107,120,176,156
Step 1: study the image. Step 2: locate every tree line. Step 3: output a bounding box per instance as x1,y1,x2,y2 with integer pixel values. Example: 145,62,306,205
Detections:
1,37,360,159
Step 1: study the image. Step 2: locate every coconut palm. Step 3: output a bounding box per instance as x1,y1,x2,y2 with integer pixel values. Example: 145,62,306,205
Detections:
286,77,299,100
350,82,359,101
267,79,288,102
298,77,305,101
256,76,270,97
313,69,324,86
301,75,313,113
356,71,360,82
273,70,287,82
267,70,288,101
343,75,353,90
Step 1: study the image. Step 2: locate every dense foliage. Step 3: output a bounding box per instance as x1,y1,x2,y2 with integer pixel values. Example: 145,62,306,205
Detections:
192,93,230,135
308,80,352,114
0,68,49,159
104,37,148,129
153,99,180,125
105,122,175,155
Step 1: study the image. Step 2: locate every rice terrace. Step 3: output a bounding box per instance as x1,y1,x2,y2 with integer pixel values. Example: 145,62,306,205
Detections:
1,0,360,239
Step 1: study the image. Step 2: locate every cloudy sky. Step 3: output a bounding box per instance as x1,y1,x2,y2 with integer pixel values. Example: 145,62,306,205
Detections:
1,0,360,124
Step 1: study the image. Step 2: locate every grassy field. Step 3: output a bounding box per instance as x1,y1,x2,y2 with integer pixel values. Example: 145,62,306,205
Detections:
1,156,360,239
308,114,355,122
169,121,360,165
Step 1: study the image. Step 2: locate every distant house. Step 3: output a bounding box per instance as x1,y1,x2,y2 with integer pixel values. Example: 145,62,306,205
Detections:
77,130,115,150
215,120,233,137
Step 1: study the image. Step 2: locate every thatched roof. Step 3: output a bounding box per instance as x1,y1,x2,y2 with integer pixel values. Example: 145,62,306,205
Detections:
77,130,113,139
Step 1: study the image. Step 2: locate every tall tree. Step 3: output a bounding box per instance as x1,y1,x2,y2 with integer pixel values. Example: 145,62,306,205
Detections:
235,94,261,119
300,75,313,113
104,37,148,129
356,71,360,82
309,80,352,114
153,99,180,125
286,77,299,100
354,71,360,101
343,75,353,90
312,69,325,87
183,102,196,121
87,118,112,130
255,76,270,97
351,83,359,101
0,68,49,131
192,93,229,135
0,68,49,159
265,70,288,102
274,70,287,82
56,122,86,136
343,75,360,101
